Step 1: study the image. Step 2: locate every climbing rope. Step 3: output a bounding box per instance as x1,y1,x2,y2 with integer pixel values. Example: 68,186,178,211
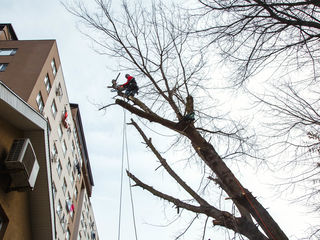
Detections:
117,108,138,240
234,179,276,240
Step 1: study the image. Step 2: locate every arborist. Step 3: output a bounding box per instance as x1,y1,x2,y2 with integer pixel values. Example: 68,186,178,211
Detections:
118,73,139,97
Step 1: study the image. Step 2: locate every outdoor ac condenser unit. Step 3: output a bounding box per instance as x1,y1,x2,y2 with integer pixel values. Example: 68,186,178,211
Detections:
4,138,40,191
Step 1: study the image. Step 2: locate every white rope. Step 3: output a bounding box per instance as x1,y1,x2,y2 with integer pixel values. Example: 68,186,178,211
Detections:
117,109,126,240
117,108,138,240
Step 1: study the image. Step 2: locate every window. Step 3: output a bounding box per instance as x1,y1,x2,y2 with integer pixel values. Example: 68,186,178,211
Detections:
73,128,82,158
62,140,67,156
51,59,57,76
52,182,57,199
0,63,8,72
74,187,78,200
84,221,87,230
66,193,72,211
67,126,71,137
81,212,85,228
60,213,67,230
71,141,75,156
75,160,81,177
62,178,67,194
74,155,78,167
66,194,74,219
70,172,75,186
51,143,58,161
57,160,62,177
47,117,51,135
56,83,63,100
86,205,89,217
58,124,63,140
36,92,44,113
44,74,51,93
67,158,72,174
0,48,17,56
56,200,63,219
66,229,70,240
51,100,57,118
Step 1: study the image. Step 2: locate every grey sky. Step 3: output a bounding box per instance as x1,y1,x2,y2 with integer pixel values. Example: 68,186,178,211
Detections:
0,1,318,239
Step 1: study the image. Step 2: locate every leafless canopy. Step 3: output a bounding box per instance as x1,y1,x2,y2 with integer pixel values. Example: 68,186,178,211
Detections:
196,0,320,84
250,82,320,211
65,0,290,239
195,2,320,225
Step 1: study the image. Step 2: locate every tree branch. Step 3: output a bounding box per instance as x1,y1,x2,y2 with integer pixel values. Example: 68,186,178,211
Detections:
130,118,211,207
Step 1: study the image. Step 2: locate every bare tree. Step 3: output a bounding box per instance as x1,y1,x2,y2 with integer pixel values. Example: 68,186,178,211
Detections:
249,83,320,207
66,0,289,239
195,0,320,85
195,0,320,220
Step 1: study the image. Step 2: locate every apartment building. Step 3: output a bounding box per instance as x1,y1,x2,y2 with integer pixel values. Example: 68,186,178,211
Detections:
0,23,99,240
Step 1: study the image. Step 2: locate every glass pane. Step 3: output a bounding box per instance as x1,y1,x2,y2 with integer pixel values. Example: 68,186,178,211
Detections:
51,59,57,76
44,75,51,92
0,49,16,56
0,63,8,72
51,101,57,117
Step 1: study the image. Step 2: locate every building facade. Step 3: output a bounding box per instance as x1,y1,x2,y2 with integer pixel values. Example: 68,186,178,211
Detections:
0,24,99,240
0,80,54,240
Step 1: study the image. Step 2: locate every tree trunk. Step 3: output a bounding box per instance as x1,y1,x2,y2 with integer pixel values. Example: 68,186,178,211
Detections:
184,125,288,240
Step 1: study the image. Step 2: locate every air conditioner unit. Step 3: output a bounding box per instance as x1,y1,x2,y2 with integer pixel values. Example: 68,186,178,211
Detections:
4,138,40,191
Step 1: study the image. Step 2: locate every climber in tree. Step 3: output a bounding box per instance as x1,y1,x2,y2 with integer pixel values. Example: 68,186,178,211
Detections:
118,73,139,97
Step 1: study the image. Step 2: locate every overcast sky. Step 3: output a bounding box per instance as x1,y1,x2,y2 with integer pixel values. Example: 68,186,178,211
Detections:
1,1,318,240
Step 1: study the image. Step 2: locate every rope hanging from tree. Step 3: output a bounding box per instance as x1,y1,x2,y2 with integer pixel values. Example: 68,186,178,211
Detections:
117,108,138,240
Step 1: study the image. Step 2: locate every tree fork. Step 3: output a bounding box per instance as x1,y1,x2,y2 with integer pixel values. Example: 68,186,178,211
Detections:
184,125,288,240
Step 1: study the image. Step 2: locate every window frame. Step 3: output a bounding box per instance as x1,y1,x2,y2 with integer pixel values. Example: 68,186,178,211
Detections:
74,186,78,200
51,143,58,160
0,48,17,56
70,171,75,186
0,63,8,72
62,178,67,195
52,182,57,199
57,160,62,178
67,158,72,174
56,82,63,101
66,229,71,240
51,100,57,118
36,92,44,113
71,141,75,156
58,124,63,140
60,213,67,230
51,59,57,76
44,74,51,93
47,117,52,135
62,140,67,156
56,200,63,219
